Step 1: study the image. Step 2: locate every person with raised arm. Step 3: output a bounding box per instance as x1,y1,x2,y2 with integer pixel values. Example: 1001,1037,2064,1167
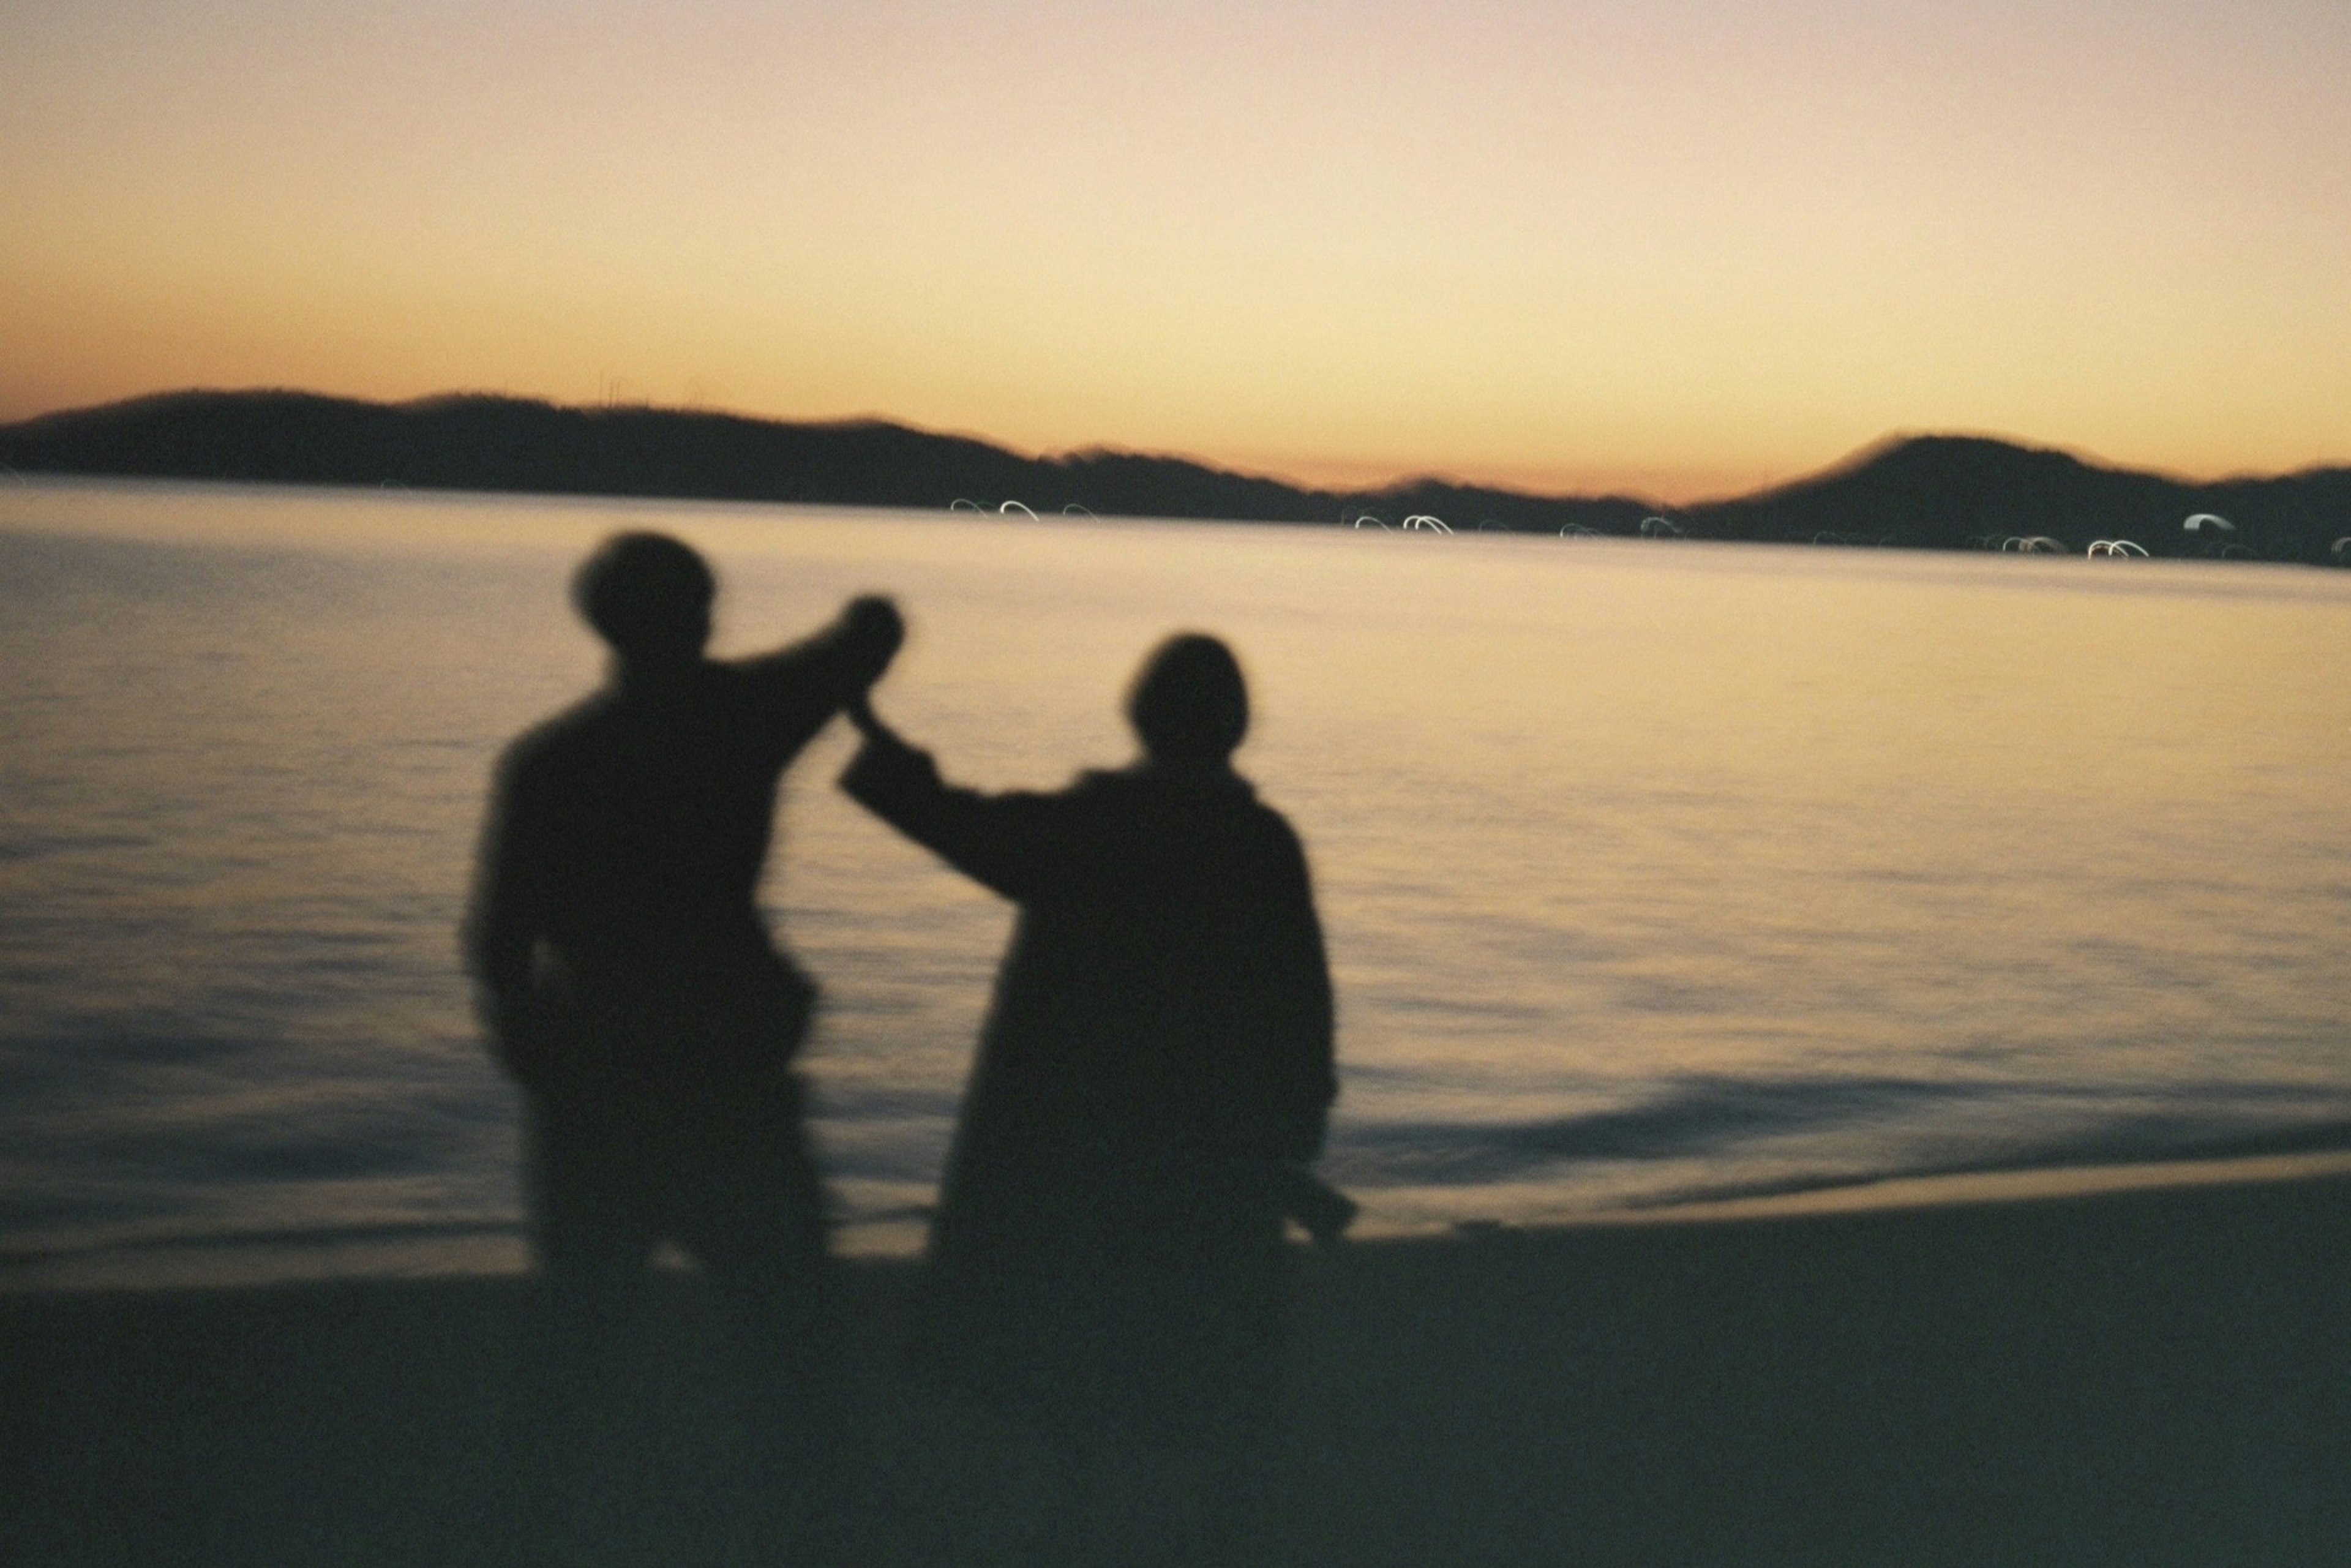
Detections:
839,632,1340,1556
464,531,901,1536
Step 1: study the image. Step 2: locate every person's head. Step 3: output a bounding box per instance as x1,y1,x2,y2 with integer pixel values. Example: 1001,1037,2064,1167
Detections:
572,531,714,669
1127,633,1248,765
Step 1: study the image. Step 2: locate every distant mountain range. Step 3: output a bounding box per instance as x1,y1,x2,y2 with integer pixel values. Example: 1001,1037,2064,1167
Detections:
6,389,2348,563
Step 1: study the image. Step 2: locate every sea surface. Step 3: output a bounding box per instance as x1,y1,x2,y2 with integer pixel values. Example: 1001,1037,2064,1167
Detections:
5,477,2350,1285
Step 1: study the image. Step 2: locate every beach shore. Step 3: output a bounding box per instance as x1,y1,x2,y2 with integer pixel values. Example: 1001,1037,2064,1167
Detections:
6,1157,2346,1566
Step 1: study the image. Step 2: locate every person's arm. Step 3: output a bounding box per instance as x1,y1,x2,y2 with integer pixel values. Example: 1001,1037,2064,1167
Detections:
1263,820,1338,1162
461,749,554,1086
735,596,904,747
838,703,1062,902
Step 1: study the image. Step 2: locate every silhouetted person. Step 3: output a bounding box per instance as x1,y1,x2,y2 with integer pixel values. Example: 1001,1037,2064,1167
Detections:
463,531,900,1537
840,632,1336,1555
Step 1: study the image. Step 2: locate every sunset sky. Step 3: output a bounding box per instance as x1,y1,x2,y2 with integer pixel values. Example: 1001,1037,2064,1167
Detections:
5,1,2347,501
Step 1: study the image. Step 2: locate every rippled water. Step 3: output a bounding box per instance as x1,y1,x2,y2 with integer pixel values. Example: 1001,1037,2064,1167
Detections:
4,478,2349,1281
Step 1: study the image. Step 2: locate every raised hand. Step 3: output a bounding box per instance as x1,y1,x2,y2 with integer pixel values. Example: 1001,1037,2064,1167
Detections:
842,595,905,667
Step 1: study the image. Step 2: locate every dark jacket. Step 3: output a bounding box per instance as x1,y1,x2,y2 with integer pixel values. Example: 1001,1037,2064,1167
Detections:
465,608,895,1100
841,729,1335,1439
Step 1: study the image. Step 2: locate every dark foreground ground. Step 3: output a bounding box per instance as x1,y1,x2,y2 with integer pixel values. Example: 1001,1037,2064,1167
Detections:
5,1168,2347,1567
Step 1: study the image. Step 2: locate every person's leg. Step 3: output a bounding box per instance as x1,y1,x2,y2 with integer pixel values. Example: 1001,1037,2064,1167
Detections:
1192,1210,1296,1566
526,1092,661,1379
672,1078,869,1559
674,1077,843,1398
1082,1186,1291,1567
497,1095,659,1558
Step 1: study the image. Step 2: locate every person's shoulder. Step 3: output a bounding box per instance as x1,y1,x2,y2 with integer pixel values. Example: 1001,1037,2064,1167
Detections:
497,692,610,780
1070,765,1176,814
705,655,761,688
1249,795,1302,840
714,641,829,694
1086,762,1265,803
976,767,1114,827
1224,776,1308,853
1085,764,1292,836
708,650,841,733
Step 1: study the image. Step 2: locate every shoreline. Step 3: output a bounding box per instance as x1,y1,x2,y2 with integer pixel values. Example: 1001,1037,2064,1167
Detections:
10,1142,2351,1296
7,1156,2345,1563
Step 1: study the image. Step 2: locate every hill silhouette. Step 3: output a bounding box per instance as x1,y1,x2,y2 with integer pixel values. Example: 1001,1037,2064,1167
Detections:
1694,434,2351,562
4,391,2346,563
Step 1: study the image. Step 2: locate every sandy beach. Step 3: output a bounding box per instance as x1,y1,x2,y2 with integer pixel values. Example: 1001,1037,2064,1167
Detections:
6,1157,2346,1567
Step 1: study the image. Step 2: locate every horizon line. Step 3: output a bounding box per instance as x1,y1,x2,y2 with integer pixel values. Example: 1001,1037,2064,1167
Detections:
9,384,2350,511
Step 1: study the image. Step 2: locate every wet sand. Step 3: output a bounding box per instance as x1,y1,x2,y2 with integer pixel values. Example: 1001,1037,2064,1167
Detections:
5,1160,2347,1566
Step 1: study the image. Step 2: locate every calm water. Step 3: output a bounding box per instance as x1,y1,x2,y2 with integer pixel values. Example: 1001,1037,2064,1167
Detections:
5,477,2350,1283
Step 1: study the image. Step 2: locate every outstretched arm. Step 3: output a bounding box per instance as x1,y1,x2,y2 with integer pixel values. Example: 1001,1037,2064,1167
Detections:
838,708,1063,902
737,595,906,748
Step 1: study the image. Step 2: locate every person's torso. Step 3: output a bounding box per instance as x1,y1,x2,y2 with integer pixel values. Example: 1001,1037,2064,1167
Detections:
976,768,1313,1155
515,666,798,987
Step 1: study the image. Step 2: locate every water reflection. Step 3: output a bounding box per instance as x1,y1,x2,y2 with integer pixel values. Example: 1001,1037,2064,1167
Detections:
2,483,2350,1271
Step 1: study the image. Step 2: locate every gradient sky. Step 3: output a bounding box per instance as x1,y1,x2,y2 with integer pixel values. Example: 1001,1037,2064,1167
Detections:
5,0,2347,500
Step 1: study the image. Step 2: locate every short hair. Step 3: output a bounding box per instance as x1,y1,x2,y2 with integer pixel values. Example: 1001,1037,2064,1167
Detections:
1127,633,1249,762
571,532,714,661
